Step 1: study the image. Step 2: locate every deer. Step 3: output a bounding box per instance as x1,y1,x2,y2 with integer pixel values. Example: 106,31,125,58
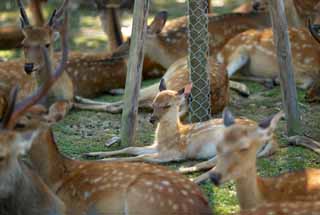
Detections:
83,80,278,172
0,15,69,214
207,108,320,211
102,9,272,114
16,90,214,215
217,22,320,97
12,0,135,112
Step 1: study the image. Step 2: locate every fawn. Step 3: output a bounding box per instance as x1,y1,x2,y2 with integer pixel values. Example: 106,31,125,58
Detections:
209,109,320,211
19,96,213,215
218,23,320,98
0,19,68,214
83,81,278,171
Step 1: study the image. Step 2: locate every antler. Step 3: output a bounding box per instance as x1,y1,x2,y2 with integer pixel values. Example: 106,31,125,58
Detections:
17,0,30,27
48,0,69,27
3,11,69,130
308,17,320,43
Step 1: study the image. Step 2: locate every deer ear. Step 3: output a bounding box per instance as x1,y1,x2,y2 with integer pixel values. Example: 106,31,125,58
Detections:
258,111,284,131
159,78,167,91
148,11,168,34
178,83,192,96
223,108,235,127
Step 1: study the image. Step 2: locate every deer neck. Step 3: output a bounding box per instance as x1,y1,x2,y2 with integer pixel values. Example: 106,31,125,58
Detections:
36,48,74,106
28,128,72,190
234,163,263,210
155,106,182,144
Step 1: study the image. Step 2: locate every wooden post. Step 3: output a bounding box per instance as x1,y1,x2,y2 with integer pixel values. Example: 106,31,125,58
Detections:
268,0,301,135
120,0,149,146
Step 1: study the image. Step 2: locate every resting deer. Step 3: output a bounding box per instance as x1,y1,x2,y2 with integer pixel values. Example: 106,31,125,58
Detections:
14,0,135,112
208,108,320,211
19,96,213,215
83,81,278,169
0,19,68,214
218,23,320,97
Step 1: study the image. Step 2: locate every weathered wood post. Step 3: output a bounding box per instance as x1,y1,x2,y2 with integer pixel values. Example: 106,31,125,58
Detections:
187,0,211,123
268,0,301,135
120,0,149,146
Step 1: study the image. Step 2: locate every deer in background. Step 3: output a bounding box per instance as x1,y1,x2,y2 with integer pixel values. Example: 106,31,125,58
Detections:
103,10,271,114
218,23,320,98
17,92,214,214
208,109,320,211
0,20,68,214
83,81,278,169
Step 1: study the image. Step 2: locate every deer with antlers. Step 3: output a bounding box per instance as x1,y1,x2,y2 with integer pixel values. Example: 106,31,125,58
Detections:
83,80,278,171
206,108,320,211
0,14,68,213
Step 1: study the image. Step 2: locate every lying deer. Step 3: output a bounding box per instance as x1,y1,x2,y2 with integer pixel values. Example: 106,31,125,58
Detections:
83,81,278,168
218,25,320,97
19,96,213,214
208,109,320,211
0,21,68,214
141,10,271,70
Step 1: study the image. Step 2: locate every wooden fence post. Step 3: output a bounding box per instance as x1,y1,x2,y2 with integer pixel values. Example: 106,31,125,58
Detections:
268,0,301,135
120,0,150,146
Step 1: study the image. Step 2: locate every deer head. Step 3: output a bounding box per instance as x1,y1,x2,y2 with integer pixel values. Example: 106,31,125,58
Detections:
209,109,284,186
149,79,191,124
18,0,69,76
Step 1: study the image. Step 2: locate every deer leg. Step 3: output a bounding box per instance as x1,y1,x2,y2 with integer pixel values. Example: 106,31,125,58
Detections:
193,171,211,184
82,145,157,159
288,136,320,154
177,157,216,174
256,138,278,158
226,51,249,77
229,80,250,97
101,153,176,164
230,76,276,89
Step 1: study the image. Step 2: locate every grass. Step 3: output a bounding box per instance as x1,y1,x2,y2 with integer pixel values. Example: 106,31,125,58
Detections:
1,0,320,214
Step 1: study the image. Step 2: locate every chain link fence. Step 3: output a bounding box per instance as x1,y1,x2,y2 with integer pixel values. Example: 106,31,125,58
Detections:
187,0,211,122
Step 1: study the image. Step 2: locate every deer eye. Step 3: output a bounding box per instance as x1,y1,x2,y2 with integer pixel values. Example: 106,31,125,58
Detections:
45,43,50,48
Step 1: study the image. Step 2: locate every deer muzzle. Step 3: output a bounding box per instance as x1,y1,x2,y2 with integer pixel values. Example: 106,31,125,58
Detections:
24,63,34,74
209,172,222,186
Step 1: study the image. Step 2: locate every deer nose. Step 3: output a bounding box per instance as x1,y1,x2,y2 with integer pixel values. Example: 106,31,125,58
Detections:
149,115,158,124
24,63,34,74
209,172,222,186
252,2,260,11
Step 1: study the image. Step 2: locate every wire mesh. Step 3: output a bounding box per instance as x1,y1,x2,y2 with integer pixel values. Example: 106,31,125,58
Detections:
187,0,211,122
